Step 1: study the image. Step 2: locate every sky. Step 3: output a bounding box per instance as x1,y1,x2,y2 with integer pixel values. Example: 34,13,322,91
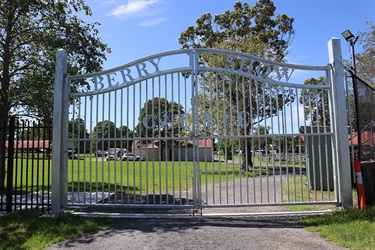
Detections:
70,0,375,133
81,0,375,70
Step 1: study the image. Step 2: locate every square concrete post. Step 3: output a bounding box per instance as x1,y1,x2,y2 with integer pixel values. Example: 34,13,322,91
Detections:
52,49,68,214
328,38,353,207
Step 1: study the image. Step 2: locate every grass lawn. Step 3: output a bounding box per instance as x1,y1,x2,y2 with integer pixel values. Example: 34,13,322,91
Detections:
299,205,375,250
8,156,275,194
3,156,374,249
1,204,374,250
0,210,112,250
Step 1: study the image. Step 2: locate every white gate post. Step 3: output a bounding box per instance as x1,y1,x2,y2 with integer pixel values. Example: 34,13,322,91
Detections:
52,49,68,214
328,38,352,207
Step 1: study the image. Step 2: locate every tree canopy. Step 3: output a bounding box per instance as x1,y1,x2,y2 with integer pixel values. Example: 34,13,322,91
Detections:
91,121,133,152
135,97,186,138
179,0,294,61
0,0,110,189
178,0,295,168
356,21,375,86
299,76,330,127
0,0,110,123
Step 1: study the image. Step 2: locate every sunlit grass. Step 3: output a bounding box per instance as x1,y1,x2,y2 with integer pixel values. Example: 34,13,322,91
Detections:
0,210,112,250
300,206,375,250
67,158,265,194
8,155,301,196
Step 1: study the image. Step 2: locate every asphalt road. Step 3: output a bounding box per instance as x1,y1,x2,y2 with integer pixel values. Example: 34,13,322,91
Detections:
46,216,347,250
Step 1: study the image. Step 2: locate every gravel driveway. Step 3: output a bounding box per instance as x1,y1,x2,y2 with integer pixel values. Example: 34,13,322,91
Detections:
47,175,346,250
47,216,346,250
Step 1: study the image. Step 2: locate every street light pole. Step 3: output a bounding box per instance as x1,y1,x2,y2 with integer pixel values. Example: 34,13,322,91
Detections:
342,30,361,159
349,37,359,74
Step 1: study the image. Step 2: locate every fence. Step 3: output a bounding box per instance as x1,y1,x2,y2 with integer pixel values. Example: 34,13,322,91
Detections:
0,117,52,213
348,73,375,161
347,71,375,206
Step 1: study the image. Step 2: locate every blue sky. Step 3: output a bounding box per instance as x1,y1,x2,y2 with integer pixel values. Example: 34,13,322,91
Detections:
72,0,374,132
83,0,375,70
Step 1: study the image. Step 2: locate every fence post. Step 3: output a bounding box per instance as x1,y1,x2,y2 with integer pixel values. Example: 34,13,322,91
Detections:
52,49,68,214
6,117,15,212
328,38,352,207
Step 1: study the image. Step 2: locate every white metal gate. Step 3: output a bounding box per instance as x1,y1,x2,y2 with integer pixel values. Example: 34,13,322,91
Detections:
52,39,352,214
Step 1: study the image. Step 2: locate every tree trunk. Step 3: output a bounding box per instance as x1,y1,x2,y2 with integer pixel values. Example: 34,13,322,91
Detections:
241,138,253,172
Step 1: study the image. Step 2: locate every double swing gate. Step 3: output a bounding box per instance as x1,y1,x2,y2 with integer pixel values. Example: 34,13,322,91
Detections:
52,39,352,215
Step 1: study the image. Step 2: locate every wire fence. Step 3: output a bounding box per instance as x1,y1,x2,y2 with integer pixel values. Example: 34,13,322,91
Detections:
348,72,375,162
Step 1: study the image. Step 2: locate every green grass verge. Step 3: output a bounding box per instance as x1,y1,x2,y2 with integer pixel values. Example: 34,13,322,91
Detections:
299,206,375,250
281,174,337,211
8,158,271,194
0,210,112,250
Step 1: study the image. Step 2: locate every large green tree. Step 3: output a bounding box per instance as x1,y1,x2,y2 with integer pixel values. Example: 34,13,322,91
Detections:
91,121,133,152
68,118,90,153
356,21,375,86
179,0,295,170
299,76,330,127
0,0,110,189
135,97,186,138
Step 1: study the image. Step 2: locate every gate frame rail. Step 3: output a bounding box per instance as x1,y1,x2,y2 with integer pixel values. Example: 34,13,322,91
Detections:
51,38,352,215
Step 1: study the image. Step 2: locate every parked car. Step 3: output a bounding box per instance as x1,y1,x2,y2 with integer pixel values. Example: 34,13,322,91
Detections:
122,153,145,161
96,150,107,157
106,154,118,161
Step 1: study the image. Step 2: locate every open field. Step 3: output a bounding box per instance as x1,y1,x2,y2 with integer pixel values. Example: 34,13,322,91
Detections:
7,156,296,194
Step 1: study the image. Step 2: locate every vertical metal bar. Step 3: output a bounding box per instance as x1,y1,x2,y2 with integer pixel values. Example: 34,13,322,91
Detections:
287,86,295,202
83,96,88,203
6,117,15,212
151,78,155,204
158,76,163,205
107,92,111,204
249,80,255,203
184,71,189,204
295,88,304,203
164,75,168,204
26,121,30,210
269,85,276,203
145,79,149,204
101,94,105,203
222,72,229,205
119,88,124,204
170,74,175,205
262,83,269,203
113,90,117,203
89,95,93,204
191,49,200,209
138,80,143,205
242,75,249,203
36,122,40,209
47,124,52,212
255,81,261,203
177,72,182,205
95,94,100,204
13,120,19,211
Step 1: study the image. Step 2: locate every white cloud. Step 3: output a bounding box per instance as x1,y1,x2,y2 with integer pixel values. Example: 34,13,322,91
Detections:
110,0,160,18
139,17,167,26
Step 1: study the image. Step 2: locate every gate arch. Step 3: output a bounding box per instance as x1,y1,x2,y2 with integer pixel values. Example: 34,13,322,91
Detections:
52,39,351,215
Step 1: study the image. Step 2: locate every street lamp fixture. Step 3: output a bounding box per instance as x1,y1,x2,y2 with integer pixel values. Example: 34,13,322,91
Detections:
341,29,355,41
341,29,359,73
342,29,361,162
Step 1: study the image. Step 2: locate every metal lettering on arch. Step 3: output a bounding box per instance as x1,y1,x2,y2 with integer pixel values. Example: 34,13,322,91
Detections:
52,44,351,215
